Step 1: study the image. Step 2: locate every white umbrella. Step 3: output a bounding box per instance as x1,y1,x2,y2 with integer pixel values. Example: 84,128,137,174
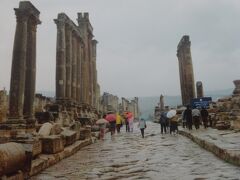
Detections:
167,110,177,119
96,118,109,125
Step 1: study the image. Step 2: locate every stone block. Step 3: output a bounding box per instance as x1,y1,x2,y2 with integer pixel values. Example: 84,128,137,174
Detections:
38,122,53,136
1,170,24,180
50,123,62,135
79,127,91,140
61,130,77,146
17,139,42,158
40,135,64,154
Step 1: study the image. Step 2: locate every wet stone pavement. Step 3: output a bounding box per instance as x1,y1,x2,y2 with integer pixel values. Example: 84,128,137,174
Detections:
33,122,240,180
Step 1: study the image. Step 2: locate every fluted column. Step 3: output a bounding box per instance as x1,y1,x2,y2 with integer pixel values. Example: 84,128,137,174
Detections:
55,19,66,100
8,10,29,120
23,17,41,120
71,32,77,101
76,39,82,103
65,25,72,100
92,40,97,108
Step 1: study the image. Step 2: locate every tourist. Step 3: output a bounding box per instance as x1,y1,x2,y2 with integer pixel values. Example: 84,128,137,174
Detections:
116,112,122,133
106,111,116,136
96,114,108,140
181,110,187,128
201,107,209,128
138,118,147,138
123,112,129,132
192,108,201,129
169,115,178,135
183,105,193,130
128,116,134,132
160,112,167,134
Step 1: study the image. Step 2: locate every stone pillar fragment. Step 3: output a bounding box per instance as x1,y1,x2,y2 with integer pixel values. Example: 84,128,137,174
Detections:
160,95,164,111
65,25,72,100
196,81,204,98
55,17,66,100
177,35,196,106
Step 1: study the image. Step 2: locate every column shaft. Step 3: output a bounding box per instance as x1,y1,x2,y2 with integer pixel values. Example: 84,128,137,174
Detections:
65,25,72,100
76,39,82,103
71,33,77,101
23,18,38,119
55,20,66,100
9,11,28,119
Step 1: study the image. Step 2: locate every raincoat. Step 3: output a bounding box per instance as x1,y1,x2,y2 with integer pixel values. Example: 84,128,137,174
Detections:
116,113,122,125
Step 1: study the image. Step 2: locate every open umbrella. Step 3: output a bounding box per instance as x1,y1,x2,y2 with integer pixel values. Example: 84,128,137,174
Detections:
96,118,109,125
106,114,116,122
126,112,133,119
166,110,177,119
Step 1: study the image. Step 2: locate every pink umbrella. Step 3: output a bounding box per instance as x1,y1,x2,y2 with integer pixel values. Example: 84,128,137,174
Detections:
106,114,116,122
126,112,133,119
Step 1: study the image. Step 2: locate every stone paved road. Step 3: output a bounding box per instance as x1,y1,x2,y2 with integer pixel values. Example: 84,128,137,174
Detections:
33,122,240,180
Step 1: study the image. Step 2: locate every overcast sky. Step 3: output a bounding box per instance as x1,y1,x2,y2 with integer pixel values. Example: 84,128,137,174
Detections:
0,0,240,98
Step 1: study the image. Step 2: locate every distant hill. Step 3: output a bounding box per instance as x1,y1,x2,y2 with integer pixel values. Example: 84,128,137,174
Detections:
138,88,233,119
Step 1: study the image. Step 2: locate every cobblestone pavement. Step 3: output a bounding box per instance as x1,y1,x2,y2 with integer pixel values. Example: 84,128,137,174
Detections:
33,122,240,180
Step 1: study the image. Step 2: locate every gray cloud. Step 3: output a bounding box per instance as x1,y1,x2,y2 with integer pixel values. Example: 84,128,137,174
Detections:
0,0,240,98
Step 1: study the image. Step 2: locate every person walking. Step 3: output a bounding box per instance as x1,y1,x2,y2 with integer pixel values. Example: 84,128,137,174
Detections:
201,107,209,128
138,118,146,138
183,105,193,130
106,111,116,136
192,108,200,129
96,114,109,140
160,112,167,134
116,113,122,133
181,110,187,128
123,112,129,132
128,116,134,132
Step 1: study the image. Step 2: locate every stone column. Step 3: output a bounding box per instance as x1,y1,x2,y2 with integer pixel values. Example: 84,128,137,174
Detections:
92,40,97,108
23,17,41,120
160,95,164,111
8,10,29,120
54,18,66,100
80,45,86,103
196,81,204,98
76,38,82,103
177,35,196,106
71,32,77,101
65,24,72,100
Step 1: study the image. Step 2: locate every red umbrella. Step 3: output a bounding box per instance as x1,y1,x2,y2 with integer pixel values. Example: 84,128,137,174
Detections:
106,114,116,122
126,112,133,119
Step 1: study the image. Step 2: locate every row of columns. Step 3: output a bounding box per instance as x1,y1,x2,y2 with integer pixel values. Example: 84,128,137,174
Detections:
55,13,98,108
8,2,41,121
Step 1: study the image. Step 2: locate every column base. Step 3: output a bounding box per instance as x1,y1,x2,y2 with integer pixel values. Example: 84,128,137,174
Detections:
0,118,36,144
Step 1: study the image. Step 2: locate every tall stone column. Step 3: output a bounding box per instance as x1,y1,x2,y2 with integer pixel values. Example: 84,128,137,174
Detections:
80,45,87,104
8,10,29,120
65,25,72,100
177,35,196,106
23,17,41,120
196,81,204,98
76,39,82,103
71,32,77,101
160,95,164,111
92,40,97,108
54,18,66,100
88,35,93,106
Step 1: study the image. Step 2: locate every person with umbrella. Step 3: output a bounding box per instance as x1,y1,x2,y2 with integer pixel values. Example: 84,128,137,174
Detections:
106,111,117,136
167,109,178,135
96,114,109,140
127,112,134,132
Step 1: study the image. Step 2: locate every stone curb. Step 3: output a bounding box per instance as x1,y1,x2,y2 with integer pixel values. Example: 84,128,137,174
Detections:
30,138,94,177
179,130,240,166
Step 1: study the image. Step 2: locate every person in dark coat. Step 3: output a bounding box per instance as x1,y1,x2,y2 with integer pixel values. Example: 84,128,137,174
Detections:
159,112,167,134
201,107,209,128
183,105,193,130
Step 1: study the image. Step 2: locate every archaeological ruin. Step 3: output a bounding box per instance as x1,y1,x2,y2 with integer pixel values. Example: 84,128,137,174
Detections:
177,35,196,106
196,81,204,98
